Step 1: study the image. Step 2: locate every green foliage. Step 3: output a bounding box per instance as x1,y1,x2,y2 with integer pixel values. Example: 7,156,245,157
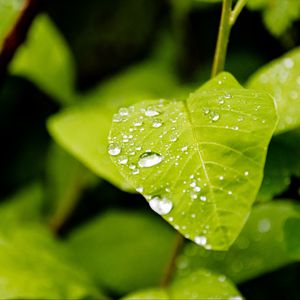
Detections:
48,56,187,191
109,72,277,250
10,14,76,105
284,217,300,259
0,0,24,49
0,226,104,299
258,129,300,201
123,269,242,299
247,0,300,36
176,201,300,283
68,210,176,294
247,48,300,134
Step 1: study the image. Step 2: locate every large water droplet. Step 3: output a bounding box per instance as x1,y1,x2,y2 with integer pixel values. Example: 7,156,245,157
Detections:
138,152,163,168
108,143,121,156
149,196,173,215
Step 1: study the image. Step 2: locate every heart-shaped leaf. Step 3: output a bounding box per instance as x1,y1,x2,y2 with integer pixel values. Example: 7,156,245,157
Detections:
109,72,278,250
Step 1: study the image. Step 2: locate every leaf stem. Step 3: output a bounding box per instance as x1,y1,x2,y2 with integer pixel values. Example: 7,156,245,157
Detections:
230,0,248,26
160,232,185,287
0,0,40,84
211,0,233,78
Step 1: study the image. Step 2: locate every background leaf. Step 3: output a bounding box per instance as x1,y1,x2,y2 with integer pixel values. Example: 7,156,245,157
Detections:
109,72,277,250
68,210,176,294
247,47,300,134
176,201,300,284
284,217,300,259
123,269,242,299
10,14,76,105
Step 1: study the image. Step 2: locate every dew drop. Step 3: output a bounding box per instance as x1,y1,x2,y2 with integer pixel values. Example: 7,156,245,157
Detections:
194,186,201,192
132,168,140,175
145,106,160,117
112,114,122,123
119,107,129,116
136,186,143,193
258,218,271,233
194,236,207,246
138,152,163,168
228,190,232,195
182,146,188,152
224,92,232,99
170,133,178,142
219,175,224,180
203,108,210,115
118,156,128,165
283,57,294,69
108,143,121,156
244,171,249,176
149,196,173,215
200,196,206,201
152,118,163,128
133,119,143,127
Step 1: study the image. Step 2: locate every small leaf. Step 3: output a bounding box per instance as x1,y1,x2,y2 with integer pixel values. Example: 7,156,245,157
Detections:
247,0,300,36
10,14,76,105
176,201,300,284
109,72,277,250
0,226,105,299
257,129,300,201
284,217,300,259
48,58,186,191
68,210,176,294
247,47,300,134
123,269,242,299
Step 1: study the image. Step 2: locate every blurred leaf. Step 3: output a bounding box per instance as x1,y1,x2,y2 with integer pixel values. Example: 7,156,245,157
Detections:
248,47,300,134
48,55,187,191
176,201,300,284
109,72,277,250
10,14,76,105
0,225,105,299
68,210,176,294
123,269,242,299
258,129,300,201
247,0,300,36
45,143,97,230
0,183,43,227
0,0,24,49
284,217,300,259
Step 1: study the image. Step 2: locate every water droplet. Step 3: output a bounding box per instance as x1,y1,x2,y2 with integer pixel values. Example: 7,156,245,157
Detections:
194,186,201,192
138,152,163,168
112,114,122,123
233,126,239,130
136,186,143,193
119,107,129,116
244,171,249,176
203,108,210,115
182,146,188,152
224,92,232,99
218,98,225,104
108,143,121,156
283,58,294,69
152,118,163,128
170,134,178,142
129,164,136,170
132,168,140,175
145,106,160,117
228,190,232,195
219,175,224,180
258,219,271,233
118,156,128,165
149,196,173,215
133,119,143,127
200,196,206,201
194,236,207,246
209,111,220,122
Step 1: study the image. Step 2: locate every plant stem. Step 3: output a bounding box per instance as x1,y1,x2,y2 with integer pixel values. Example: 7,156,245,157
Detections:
160,232,185,287
0,0,40,84
211,0,233,78
230,0,248,26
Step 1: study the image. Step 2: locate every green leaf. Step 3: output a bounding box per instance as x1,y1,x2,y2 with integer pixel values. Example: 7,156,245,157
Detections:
10,14,76,105
48,57,186,191
68,210,176,294
257,129,300,201
109,72,277,250
284,217,300,259
176,201,300,284
0,0,24,49
0,226,105,299
123,269,242,299
0,183,43,227
247,0,300,36
247,48,300,134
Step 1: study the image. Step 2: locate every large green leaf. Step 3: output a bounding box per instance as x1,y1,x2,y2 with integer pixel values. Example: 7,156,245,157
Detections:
247,48,300,134
0,0,24,49
176,201,300,284
48,58,187,191
123,269,242,299
257,129,300,201
284,217,300,259
247,0,300,36
10,14,76,105
0,226,105,299
68,210,176,294
109,72,277,250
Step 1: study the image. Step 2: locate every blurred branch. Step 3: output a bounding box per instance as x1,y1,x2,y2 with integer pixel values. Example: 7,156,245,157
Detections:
230,0,248,26
0,0,41,84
